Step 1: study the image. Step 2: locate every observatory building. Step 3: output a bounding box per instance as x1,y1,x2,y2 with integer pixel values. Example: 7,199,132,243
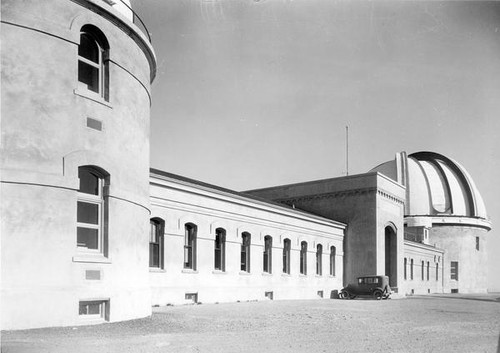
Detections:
1,0,491,330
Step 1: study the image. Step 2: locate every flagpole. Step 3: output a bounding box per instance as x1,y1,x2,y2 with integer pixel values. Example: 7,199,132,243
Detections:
346,125,349,176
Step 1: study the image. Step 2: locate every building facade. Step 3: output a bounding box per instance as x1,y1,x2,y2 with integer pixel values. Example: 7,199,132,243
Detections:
149,170,344,305
0,0,491,331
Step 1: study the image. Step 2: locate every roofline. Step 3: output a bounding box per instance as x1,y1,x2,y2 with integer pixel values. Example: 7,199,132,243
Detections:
245,171,404,193
149,168,347,228
405,214,491,231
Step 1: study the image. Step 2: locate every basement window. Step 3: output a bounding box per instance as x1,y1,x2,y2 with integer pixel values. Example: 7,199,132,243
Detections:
79,300,109,321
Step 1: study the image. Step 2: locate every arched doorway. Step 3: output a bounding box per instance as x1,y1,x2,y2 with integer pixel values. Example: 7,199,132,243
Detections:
385,225,397,288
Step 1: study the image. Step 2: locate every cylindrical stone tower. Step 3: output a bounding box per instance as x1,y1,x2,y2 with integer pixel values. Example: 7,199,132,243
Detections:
1,0,156,329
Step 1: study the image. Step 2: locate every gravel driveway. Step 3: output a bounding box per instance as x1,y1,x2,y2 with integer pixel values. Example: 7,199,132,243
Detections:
2,294,500,353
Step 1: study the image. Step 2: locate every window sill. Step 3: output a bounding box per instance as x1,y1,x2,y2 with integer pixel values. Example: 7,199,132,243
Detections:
239,271,251,276
149,268,166,273
182,269,198,274
78,316,107,324
212,270,226,275
262,272,273,276
73,255,111,264
281,273,291,277
74,89,112,108
299,274,307,278
315,275,323,278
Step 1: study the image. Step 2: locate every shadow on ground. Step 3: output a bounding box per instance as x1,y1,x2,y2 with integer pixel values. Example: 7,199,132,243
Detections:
412,293,500,304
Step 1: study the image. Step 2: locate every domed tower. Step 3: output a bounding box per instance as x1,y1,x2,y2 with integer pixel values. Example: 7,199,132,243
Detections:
371,152,491,293
1,0,156,329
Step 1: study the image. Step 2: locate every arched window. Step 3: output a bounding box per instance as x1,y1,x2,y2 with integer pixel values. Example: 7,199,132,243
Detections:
404,258,407,280
241,232,251,272
426,261,430,281
436,262,439,281
263,236,272,274
330,246,336,276
300,241,307,275
410,259,414,280
77,166,108,255
282,238,291,274
78,25,109,100
421,260,425,280
214,228,226,271
316,244,322,276
150,218,164,269
184,223,197,270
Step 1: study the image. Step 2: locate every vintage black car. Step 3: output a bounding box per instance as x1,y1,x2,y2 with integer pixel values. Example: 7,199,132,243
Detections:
340,275,391,300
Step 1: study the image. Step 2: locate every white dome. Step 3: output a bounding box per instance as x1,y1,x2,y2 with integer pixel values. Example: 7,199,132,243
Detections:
370,151,488,220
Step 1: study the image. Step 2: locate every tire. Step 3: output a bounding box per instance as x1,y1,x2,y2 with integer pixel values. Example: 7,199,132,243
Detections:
373,290,383,300
340,290,349,299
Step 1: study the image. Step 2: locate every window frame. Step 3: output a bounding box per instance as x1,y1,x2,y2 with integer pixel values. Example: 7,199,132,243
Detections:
149,218,164,269
282,238,291,275
316,244,322,276
263,235,272,274
450,261,459,281
240,232,251,272
184,223,197,270
77,25,109,101
76,167,108,256
214,228,226,272
329,246,336,277
78,299,109,322
300,241,308,275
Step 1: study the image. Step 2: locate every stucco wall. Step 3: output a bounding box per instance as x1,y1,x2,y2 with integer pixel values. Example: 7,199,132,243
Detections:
149,173,345,305
402,241,444,295
1,0,155,329
430,225,488,293
246,173,405,288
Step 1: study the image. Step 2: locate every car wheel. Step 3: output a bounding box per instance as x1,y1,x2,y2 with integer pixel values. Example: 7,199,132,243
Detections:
340,290,349,299
373,290,383,300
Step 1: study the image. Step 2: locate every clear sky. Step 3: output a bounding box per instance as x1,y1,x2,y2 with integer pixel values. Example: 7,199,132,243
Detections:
134,0,500,291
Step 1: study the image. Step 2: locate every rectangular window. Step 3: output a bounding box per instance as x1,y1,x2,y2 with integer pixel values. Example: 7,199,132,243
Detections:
241,233,251,272
300,241,307,275
77,167,106,255
149,219,163,269
79,300,108,321
316,245,322,276
476,236,480,251
426,261,430,281
329,246,336,276
404,258,407,280
185,293,198,303
263,236,272,274
421,260,424,280
283,239,291,274
410,259,414,280
184,224,197,270
436,262,439,281
214,228,225,271
450,261,459,280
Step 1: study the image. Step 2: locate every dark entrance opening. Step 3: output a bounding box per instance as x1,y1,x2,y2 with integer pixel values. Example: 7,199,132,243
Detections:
385,226,397,288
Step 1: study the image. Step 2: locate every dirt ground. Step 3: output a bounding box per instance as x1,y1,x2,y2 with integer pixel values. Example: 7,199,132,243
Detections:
2,294,500,353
